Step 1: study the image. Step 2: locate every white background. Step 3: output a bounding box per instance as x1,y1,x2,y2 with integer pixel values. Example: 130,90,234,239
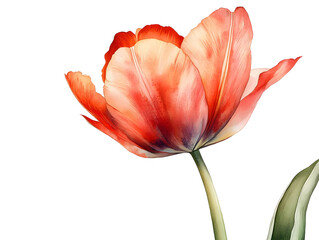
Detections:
1,0,319,239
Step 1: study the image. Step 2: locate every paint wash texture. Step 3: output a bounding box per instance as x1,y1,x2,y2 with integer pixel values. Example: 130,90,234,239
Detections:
66,6,318,240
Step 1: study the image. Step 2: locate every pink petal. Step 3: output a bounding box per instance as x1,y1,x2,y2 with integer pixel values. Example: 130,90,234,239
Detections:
241,68,268,100
102,25,184,83
104,39,208,153
205,57,301,146
181,7,253,146
66,72,167,158
102,31,137,82
82,115,171,158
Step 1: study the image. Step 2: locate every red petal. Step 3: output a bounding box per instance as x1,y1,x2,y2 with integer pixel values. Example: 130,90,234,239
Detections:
102,25,183,83
66,72,168,158
205,57,301,146
66,72,112,128
101,31,136,82
104,39,208,153
182,7,253,147
137,24,184,47
82,115,171,158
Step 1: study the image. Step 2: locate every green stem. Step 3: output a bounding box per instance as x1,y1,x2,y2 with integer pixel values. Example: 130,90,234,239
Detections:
191,149,227,240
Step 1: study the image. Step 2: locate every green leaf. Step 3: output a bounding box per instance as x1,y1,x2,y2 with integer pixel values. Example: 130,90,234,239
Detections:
267,160,319,240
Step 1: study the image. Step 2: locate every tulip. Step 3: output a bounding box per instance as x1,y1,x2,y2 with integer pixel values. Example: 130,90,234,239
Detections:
66,7,299,240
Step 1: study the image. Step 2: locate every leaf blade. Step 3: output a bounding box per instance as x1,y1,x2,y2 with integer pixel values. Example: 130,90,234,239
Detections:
267,160,319,240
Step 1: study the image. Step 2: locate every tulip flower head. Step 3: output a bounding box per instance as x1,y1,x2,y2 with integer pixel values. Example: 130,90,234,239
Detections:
66,7,299,158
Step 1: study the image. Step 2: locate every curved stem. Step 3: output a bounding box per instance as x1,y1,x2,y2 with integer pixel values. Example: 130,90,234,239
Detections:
191,149,227,240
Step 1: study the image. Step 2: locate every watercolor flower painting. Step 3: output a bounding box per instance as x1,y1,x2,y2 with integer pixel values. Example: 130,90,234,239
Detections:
66,7,299,158
65,6,319,240
2,0,319,240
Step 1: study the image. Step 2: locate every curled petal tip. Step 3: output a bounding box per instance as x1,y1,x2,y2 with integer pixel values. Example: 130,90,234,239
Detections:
65,71,86,82
65,71,86,77
288,56,301,63
291,56,302,66
81,114,90,120
235,6,247,11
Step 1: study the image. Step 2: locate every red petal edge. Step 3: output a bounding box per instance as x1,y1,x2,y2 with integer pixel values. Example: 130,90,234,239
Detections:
101,31,136,82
